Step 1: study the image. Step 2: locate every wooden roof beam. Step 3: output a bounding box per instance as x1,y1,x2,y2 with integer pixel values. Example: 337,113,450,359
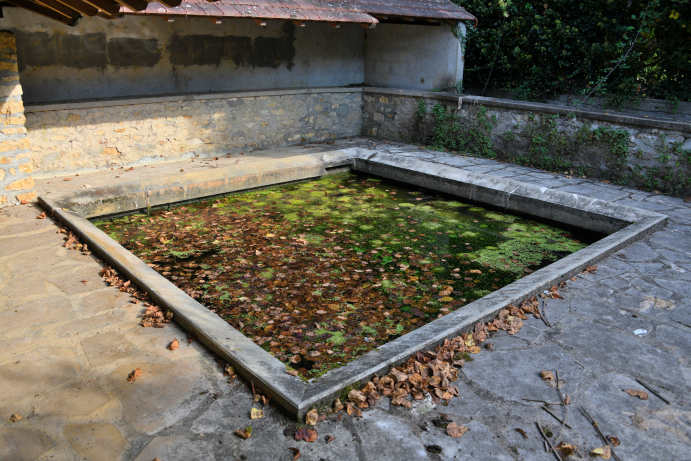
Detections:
6,0,81,25
115,0,147,12
33,0,82,18
252,18,266,26
54,0,98,16
158,0,181,8
292,20,306,27
82,0,121,14
209,17,221,24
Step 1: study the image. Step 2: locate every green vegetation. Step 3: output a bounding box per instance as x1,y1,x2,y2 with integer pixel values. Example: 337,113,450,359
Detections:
458,0,691,104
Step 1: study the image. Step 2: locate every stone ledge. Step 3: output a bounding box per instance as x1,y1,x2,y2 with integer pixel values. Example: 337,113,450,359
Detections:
363,87,691,133
25,87,365,114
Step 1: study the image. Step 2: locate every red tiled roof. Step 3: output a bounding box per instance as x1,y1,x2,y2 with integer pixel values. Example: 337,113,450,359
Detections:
130,0,475,24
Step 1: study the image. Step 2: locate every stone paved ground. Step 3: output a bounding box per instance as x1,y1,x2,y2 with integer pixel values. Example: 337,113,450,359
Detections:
1,140,690,460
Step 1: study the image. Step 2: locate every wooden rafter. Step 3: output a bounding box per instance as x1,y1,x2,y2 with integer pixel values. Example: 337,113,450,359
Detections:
81,0,120,15
114,0,147,12
54,0,98,16
6,0,81,24
158,0,181,7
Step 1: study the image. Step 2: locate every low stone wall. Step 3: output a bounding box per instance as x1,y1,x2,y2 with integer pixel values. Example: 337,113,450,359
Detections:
362,88,691,197
0,31,35,205
26,89,362,177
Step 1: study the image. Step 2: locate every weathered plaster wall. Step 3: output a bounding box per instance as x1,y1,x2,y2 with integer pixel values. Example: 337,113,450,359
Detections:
1,8,366,103
364,23,465,91
362,89,691,196
26,89,362,176
0,30,35,206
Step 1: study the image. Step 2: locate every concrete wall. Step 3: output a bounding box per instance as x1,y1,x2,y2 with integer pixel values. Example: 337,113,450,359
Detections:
362,89,691,196
1,8,366,104
0,30,35,205
26,89,362,177
364,23,464,91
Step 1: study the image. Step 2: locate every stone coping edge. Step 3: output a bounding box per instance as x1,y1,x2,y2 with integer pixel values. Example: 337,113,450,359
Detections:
363,88,691,132
38,149,667,420
25,87,364,113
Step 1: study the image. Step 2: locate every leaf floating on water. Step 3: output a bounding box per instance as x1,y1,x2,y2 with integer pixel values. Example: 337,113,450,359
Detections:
627,388,649,400
446,422,469,438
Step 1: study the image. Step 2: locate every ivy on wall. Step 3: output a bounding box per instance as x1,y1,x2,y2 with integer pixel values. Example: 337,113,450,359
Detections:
456,0,691,104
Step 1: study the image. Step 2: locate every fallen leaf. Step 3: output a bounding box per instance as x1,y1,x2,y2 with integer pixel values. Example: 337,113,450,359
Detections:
288,447,301,461
235,427,252,439
555,442,577,457
20,200,29,204
515,428,528,439
63,177,72,181
286,370,299,377
627,388,649,400
250,408,264,420
540,370,555,381
10,413,21,423
225,364,235,376
333,398,344,412
591,446,612,459
347,389,367,406
168,339,179,351
127,368,142,382
446,422,469,438
305,408,318,426
294,427,317,442
325,435,336,444
36,212,46,219
606,435,620,447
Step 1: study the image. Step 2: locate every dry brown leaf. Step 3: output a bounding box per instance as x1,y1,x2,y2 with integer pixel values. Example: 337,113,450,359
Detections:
288,447,301,461
606,435,620,447
333,398,344,412
555,442,577,457
345,402,363,416
294,427,317,442
250,408,264,420
347,389,367,407
286,369,299,377
325,435,336,444
168,339,179,351
446,422,469,438
540,370,555,381
36,212,46,219
127,368,142,382
235,427,252,439
627,388,649,400
305,409,318,426
10,413,21,423
515,428,528,439
591,446,612,459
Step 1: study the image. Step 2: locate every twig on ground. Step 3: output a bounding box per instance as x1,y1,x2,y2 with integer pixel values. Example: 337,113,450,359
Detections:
551,370,568,446
522,398,563,405
539,298,552,327
581,406,622,461
541,406,573,429
536,422,562,461
636,378,670,404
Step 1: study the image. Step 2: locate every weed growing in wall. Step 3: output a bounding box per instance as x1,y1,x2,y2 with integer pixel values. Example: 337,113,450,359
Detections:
414,101,691,197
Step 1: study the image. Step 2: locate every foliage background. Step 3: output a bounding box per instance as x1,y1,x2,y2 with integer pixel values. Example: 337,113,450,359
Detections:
457,0,691,103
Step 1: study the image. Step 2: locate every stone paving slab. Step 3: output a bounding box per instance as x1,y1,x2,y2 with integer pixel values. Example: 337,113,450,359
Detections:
1,138,690,460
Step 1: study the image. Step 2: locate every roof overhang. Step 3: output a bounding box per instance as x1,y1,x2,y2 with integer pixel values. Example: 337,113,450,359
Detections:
3,0,476,28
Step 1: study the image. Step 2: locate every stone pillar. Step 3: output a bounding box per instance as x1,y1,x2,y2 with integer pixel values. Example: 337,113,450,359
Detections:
0,30,34,206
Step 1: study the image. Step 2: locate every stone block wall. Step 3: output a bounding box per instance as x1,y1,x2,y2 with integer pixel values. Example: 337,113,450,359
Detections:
25,90,362,177
362,89,691,196
0,31,34,206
